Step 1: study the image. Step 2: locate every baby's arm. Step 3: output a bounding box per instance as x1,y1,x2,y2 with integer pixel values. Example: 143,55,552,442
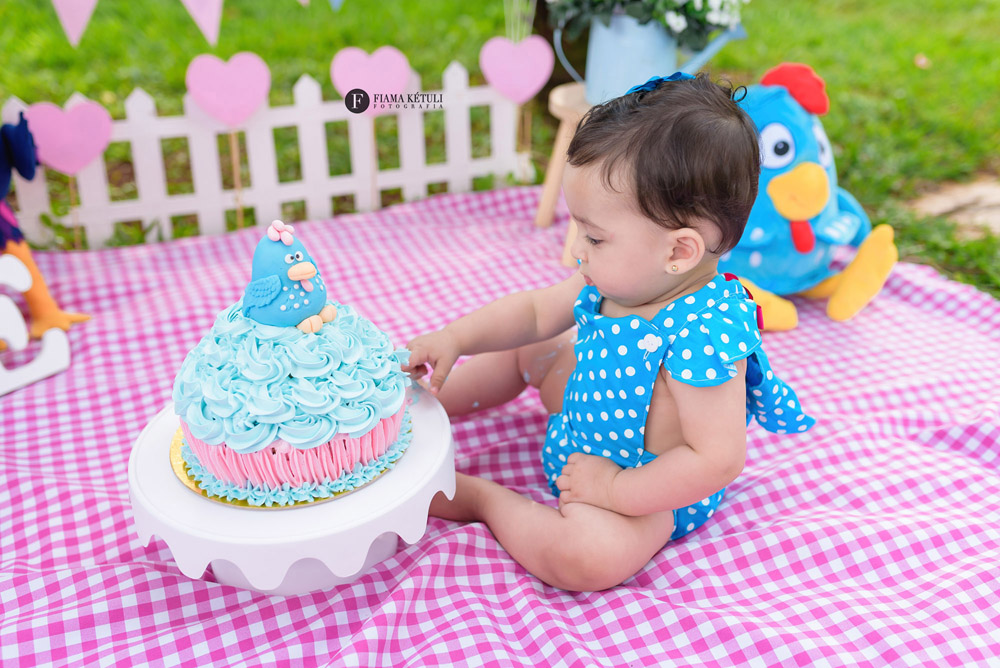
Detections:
557,362,747,516
405,273,584,392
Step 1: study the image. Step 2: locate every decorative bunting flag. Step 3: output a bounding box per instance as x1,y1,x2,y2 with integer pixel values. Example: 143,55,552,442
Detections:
180,0,224,46
51,0,98,47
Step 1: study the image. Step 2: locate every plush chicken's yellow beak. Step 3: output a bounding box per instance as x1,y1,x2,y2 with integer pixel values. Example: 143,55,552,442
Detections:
766,162,829,221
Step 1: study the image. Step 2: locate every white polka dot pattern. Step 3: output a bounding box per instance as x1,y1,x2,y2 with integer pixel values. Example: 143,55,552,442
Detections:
542,278,815,500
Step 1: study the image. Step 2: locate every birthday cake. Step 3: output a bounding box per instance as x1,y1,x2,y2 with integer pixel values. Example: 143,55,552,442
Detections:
172,220,411,507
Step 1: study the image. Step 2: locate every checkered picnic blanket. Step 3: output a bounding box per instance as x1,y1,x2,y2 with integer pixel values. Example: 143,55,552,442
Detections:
2,187,999,667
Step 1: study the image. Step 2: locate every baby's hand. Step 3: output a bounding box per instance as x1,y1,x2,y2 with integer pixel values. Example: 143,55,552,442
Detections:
555,452,622,511
404,328,461,394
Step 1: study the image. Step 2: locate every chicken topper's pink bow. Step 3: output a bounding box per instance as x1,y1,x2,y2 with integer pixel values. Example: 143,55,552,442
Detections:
267,220,295,245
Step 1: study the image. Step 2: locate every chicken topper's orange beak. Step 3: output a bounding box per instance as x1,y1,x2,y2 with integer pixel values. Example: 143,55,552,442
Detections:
287,262,316,281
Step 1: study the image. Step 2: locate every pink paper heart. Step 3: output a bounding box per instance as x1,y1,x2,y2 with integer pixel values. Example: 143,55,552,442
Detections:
24,101,112,175
185,53,272,128
330,46,410,116
480,35,554,104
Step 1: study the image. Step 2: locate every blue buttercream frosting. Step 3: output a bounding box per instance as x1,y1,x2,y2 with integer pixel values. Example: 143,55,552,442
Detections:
180,411,414,507
173,300,410,453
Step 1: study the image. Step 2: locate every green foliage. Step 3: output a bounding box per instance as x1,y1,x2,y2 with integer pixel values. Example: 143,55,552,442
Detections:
32,212,88,251
547,0,744,48
106,219,164,247
32,212,165,250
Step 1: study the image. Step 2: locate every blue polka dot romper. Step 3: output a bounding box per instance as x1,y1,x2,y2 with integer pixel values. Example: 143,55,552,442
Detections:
543,274,815,540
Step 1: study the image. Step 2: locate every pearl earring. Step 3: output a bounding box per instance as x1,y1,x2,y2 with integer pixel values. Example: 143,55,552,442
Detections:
670,264,679,273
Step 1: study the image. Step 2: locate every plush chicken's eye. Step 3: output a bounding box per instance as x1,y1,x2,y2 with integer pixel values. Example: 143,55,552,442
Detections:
284,254,295,264
759,123,795,169
294,251,304,261
813,122,833,168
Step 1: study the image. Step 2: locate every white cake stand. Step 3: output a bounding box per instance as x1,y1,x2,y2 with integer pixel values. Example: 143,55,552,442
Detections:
128,386,454,596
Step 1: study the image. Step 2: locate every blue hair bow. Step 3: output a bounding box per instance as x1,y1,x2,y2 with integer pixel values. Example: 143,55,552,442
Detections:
625,72,695,96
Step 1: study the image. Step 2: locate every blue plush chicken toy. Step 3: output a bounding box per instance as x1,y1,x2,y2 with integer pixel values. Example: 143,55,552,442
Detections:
242,220,337,332
720,63,898,330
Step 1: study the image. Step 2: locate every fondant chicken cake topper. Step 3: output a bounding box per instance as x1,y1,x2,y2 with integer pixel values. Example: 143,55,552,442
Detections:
721,63,898,330
242,220,337,332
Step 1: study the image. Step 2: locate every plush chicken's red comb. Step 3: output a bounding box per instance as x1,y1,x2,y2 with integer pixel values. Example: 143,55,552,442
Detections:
760,63,829,116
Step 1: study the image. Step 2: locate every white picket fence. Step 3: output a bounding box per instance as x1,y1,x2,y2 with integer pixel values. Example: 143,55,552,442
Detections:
2,62,531,247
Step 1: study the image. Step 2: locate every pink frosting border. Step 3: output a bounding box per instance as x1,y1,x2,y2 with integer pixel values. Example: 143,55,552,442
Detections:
180,406,406,489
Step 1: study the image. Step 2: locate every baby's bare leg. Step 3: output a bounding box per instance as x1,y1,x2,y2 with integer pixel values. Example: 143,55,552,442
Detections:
431,472,675,591
433,329,576,417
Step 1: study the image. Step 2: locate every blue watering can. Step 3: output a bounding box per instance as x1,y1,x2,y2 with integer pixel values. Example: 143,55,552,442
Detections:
554,15,747,104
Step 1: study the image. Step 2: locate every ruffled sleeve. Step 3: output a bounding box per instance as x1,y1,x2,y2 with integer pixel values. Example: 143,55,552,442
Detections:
662,292,762,387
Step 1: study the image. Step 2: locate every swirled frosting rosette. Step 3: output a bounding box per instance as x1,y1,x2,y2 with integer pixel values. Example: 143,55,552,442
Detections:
174,299,409,448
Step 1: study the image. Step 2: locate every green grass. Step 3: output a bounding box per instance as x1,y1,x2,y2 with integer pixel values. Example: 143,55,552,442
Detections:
0,0,507,115
715,0,999,205
1,0,997,295
713,0,1000,296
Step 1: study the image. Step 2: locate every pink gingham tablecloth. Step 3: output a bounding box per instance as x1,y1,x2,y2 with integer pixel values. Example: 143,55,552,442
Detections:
2,187,999,667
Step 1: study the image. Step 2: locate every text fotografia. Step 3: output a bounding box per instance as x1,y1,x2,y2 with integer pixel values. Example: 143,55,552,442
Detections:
374,92,444,109
345,88,444,114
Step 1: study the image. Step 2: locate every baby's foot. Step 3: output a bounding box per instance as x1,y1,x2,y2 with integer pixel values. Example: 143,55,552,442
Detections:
429,472,484,523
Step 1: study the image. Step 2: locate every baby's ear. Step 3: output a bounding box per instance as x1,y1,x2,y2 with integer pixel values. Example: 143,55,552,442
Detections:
665,227,707,273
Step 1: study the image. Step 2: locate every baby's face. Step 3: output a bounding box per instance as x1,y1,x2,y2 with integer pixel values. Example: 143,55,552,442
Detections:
564,164,679,308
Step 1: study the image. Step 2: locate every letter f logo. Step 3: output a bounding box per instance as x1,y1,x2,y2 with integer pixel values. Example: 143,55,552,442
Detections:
345,88,370,114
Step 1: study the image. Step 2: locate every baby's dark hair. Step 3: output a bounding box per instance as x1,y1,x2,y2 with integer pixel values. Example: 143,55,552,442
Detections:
566,73,760,254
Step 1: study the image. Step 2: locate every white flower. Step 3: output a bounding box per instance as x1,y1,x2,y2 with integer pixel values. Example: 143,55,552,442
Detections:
706,7,740,27
692,0,703,10
664,10,688,33
637,334,663,354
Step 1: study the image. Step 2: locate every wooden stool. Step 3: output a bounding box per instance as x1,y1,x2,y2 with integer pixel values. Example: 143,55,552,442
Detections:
533,83,592,267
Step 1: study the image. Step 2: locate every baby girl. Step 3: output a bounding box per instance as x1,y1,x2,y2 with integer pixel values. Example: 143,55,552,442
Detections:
405,73,814,591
